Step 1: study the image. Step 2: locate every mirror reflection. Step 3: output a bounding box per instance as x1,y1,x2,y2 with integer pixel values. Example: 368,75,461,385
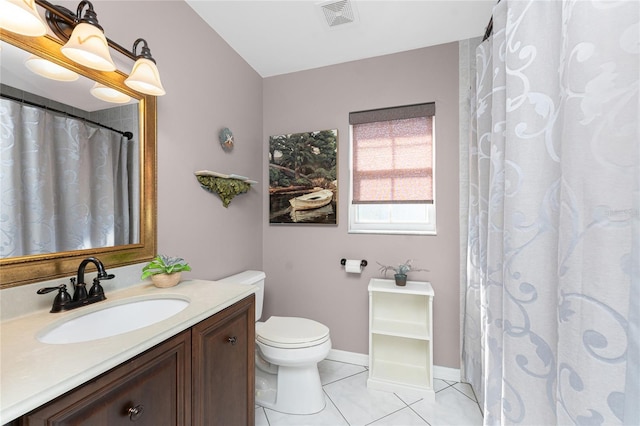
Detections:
0,40,140,259
0,30,156,289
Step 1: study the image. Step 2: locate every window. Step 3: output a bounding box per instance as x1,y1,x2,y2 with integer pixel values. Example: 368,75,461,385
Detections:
349,103,436,235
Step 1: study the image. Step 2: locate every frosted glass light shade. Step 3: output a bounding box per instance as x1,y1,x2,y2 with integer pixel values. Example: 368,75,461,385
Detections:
61,22,116,72
125,58,165,96
90,82,131,103
25,55,79,81
0,0,47,36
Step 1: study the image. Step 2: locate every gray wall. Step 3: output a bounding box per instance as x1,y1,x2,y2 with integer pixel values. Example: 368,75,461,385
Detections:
94,1,264,279
14,1,463,369
262,43,461,368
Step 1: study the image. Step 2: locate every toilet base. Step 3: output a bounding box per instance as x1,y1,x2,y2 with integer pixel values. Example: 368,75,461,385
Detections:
255,369,277,407
255,364,326,415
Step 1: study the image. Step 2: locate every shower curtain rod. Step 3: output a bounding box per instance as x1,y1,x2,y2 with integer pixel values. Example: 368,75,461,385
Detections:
482,16,493,41
0,93,133,140
482,0,500,41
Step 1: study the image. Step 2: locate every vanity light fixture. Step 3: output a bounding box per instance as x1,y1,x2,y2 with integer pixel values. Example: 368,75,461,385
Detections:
124,38,165,96
60,1,116,72
25,54,80,81
2,0,165,96
90,82,131,103
0,0,47,36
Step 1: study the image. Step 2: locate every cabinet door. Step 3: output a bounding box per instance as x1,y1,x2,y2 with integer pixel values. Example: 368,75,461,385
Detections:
23,331,191,426
192,295,255,426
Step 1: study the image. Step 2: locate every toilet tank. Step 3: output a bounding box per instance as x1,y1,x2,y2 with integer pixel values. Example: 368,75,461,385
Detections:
217,270,265,321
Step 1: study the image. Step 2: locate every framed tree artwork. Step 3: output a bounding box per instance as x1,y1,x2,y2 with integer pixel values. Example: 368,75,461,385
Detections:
268,129,338,225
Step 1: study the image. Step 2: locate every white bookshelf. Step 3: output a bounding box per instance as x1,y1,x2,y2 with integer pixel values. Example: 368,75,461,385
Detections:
367,278,435,401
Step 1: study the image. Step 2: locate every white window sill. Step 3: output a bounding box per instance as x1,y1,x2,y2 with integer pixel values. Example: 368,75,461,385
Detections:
348,229,437,236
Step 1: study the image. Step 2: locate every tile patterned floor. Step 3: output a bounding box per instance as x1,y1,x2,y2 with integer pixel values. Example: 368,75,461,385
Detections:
255,359,484,426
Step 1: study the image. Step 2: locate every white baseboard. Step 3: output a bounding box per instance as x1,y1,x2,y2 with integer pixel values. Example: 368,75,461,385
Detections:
327,349,461,382
433,365,462,382
327,349,369,366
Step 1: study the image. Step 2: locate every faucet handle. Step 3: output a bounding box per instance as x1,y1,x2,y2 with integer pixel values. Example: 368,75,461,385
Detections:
36,284,67,295
37,284,72,313
89,277,107,301
97,272,115,280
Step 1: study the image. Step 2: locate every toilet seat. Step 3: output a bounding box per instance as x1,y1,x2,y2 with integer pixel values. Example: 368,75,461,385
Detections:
257,316,330,349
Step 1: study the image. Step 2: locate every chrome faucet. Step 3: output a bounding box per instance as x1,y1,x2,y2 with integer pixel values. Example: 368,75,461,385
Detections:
38,257,115,313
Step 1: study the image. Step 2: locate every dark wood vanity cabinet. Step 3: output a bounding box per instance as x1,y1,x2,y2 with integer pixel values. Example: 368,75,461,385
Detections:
18,295,255,426
22,330,191,425
192,294,255,426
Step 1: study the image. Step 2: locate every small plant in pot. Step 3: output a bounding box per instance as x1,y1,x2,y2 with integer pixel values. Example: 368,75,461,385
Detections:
142,254,192,288
377,259,428,286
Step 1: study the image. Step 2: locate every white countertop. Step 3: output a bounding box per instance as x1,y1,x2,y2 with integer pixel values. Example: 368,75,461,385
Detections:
0,279,257,423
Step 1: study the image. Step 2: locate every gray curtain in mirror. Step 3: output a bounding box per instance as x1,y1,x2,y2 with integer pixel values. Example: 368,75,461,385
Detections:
0,98,136,258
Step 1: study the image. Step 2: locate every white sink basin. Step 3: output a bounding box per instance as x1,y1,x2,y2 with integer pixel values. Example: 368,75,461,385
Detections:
37,296,190,344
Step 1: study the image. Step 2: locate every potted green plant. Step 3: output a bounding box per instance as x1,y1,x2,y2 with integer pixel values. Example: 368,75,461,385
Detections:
377,259,428,286
141,254,192,288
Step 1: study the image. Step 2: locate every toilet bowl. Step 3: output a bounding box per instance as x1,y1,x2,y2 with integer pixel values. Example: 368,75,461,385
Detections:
218,271,331,415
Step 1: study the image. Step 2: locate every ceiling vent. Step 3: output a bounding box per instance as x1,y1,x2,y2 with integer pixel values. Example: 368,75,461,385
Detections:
319,0,357,28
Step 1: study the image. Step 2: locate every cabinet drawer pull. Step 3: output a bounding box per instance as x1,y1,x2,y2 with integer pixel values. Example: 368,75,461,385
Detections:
227,336,237,345
127,404,144,421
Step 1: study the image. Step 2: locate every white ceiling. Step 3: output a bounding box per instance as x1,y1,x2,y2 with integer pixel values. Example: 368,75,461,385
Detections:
185,0,496,78
1,1,495,111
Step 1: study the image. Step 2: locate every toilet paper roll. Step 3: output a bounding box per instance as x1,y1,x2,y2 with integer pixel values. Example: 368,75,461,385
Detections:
344,259,363,274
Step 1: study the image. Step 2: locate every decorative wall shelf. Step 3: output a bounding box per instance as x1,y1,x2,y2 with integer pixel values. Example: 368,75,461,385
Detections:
195,170,257,208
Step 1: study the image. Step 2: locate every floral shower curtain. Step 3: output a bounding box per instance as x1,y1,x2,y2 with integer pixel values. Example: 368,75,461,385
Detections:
0,98,134,257
463,0,638,425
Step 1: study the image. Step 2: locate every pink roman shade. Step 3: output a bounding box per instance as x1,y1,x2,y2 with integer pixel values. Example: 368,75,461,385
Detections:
350,103,434,204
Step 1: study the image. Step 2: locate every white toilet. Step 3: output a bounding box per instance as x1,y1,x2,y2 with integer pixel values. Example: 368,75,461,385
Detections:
218,270,331,414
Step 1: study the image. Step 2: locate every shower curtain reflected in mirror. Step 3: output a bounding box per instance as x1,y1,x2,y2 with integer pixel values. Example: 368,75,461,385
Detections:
463,1,638,424
0,98,136,258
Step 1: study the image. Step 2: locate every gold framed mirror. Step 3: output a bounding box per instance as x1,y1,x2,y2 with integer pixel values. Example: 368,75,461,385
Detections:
0,30,157,289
